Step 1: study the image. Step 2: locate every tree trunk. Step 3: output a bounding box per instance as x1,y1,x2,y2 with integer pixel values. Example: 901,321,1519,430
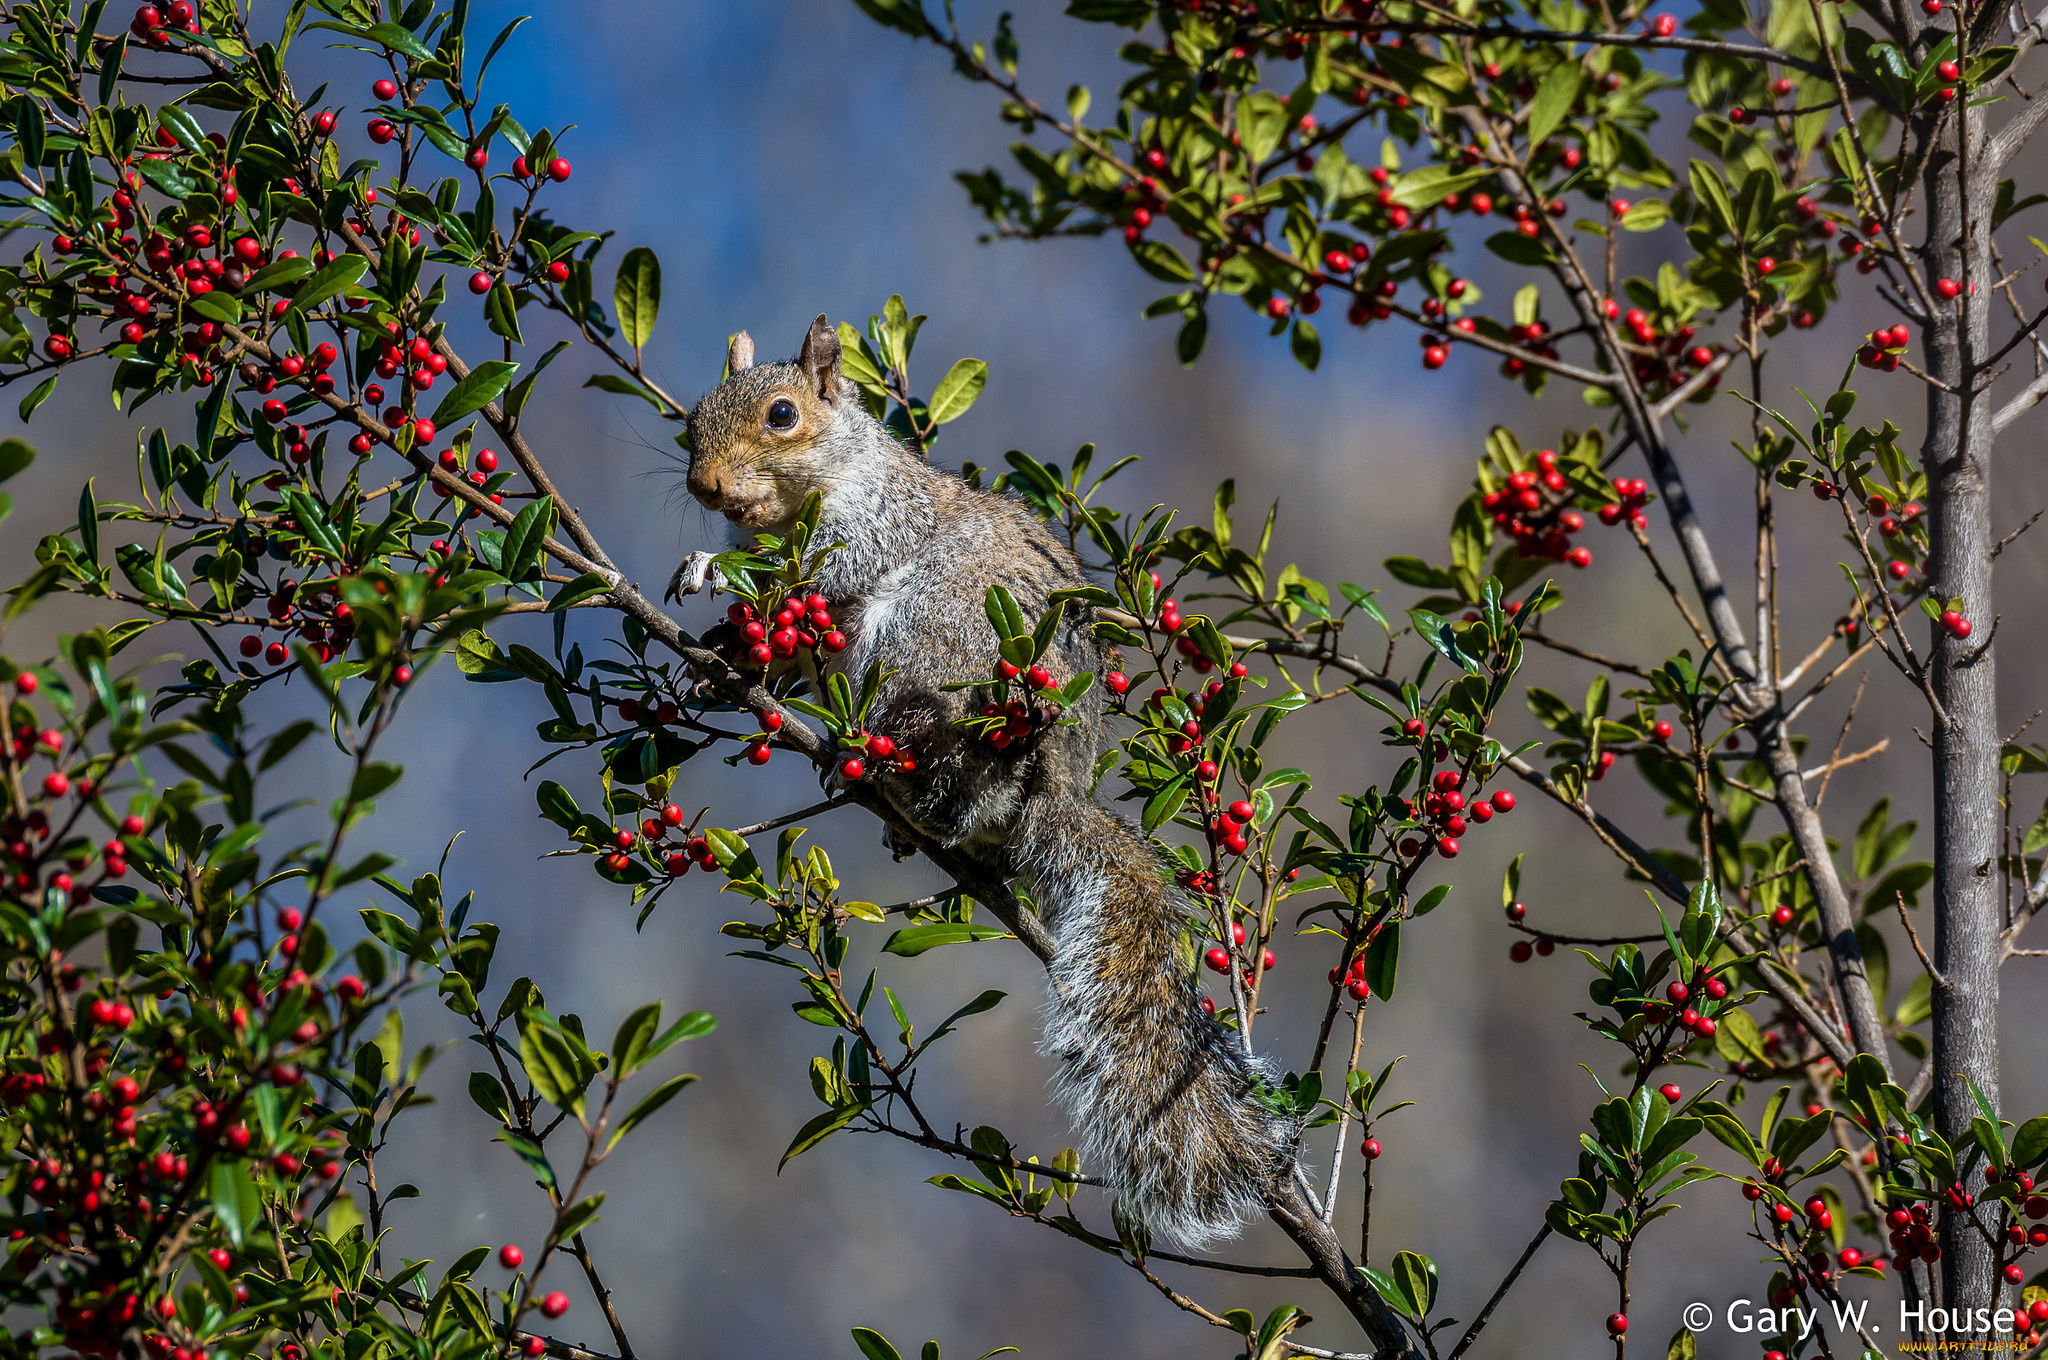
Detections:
1920,101,2003,1320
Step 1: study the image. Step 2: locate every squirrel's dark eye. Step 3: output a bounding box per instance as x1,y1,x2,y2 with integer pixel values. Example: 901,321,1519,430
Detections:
766,399,799,431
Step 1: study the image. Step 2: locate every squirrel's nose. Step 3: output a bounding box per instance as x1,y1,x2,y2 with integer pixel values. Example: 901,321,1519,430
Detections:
688,469,726,507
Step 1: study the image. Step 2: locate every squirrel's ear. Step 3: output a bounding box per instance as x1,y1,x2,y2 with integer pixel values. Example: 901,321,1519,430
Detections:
726,331,754,375
797,313,842,402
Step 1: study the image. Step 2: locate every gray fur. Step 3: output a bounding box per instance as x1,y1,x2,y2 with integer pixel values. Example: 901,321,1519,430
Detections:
681,319,1299,1246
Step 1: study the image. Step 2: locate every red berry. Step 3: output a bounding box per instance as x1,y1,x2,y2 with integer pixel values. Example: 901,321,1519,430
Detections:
1490,790,1515,813
548,157,572,182
372,78,398,100
1204,946,1231,973
839,757,865,781
498,1244,523,1269
540,1292,570,1319
745,742,771,766
1607,1314,1627,1337
469,272,493,295
1660,1083,1682,1103
1362,1138,1383,1159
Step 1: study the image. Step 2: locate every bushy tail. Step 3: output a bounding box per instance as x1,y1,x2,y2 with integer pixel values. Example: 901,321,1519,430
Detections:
1015,796,1298,1251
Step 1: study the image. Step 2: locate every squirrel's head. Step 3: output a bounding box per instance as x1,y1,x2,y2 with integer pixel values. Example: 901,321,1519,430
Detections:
684,314,854,532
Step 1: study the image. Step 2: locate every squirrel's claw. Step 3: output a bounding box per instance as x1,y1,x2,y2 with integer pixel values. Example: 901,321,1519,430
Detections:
665,551,724,604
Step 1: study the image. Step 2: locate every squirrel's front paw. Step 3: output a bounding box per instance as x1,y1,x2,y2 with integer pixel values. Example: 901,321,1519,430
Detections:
664,551,725,604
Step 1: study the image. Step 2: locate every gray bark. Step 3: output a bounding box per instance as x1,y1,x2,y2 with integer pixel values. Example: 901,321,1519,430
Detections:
1920,99,2004,1320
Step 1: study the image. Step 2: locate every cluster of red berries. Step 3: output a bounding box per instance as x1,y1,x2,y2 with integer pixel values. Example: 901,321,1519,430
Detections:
1396,769,1513,861
1614,307,1723,397
728,594,847,670
435,445,503,503
1326,949,1373,1001
509,153,575,184
63,174,261,382
1481,451,1594,568
1203,919,1276,984
1641,971,1729,1040
127,0,200,44
1505,899,1560,962
1598,476,1653,530
238,577,354,667
1495,314,1563,379
1857,323,1911,370
838,730,913,780
1200,797,1260,857
1146,669,1250,769
1884,1201,1944,1268
1118,155,1175,243
1861,493,1932,588
4,800,140,902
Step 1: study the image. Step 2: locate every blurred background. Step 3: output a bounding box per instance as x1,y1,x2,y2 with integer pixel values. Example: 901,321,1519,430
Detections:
3,2,2046,1355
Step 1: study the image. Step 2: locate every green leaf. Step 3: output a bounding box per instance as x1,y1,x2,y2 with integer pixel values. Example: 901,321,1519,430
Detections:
547,572,613,612
779,1102,867,1169
1689,160,1737,237
852,1329,906,1360
614,246,661,354
157,104,208,152
927,357,989,424
1362,922,1400,999
553,1192,605,1242
288,253,370,316
495,1130,559,1191
1290,319,1321,371
1129,239,1193,282
0,438,32,484
17,376,58,424
349,762,403,803
1391,1249,1437,1317
1388,165,1492,211
1619,199,1670,232
881,923,1009,956
242,256,315,293
208,1159,262,1248
430,360,518,427
1526,64,1580,150
364,20,435,59
1485,231,1554,267
2011,1114,2048,1169
606,1072,699,1151
500,498,556,580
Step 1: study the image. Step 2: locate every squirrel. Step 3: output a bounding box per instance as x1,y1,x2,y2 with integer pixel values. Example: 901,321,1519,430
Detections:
669,315,1298,1249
